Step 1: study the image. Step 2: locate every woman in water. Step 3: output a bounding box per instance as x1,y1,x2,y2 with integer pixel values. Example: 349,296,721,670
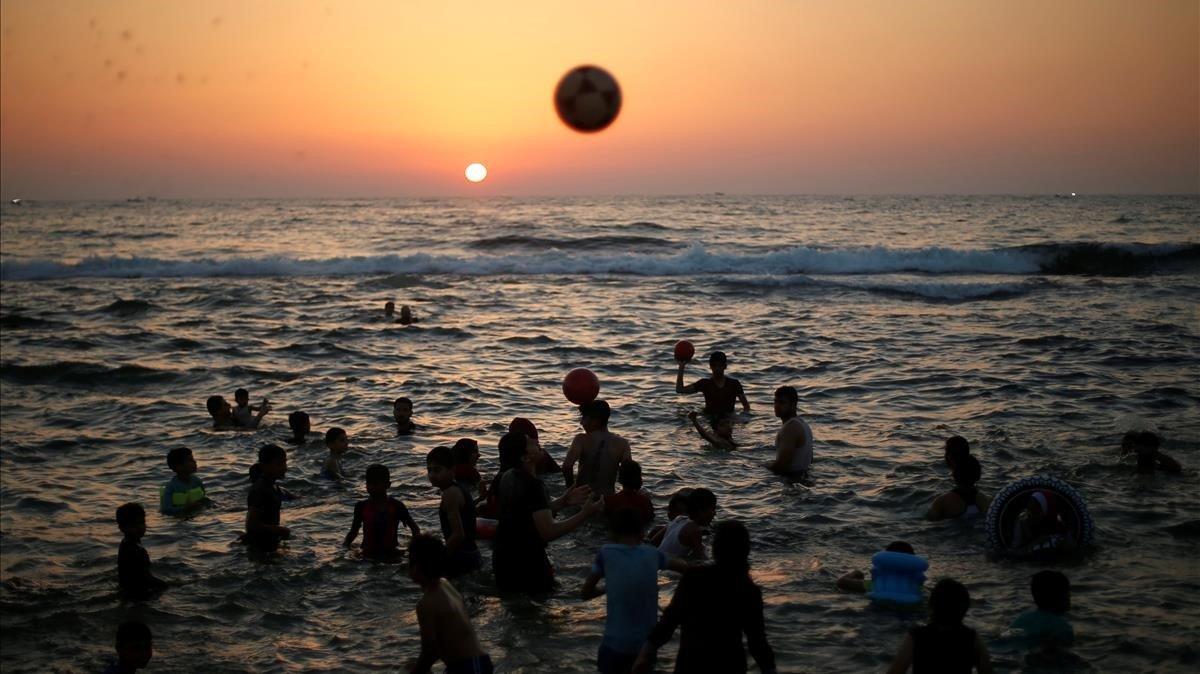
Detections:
927,455,990,521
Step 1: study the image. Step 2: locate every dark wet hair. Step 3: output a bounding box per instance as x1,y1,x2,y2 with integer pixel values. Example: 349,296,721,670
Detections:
929,578,970,626
452,438,479,464
257,443,286,465
709,351,728,366
365,463,389,483
408,533,447,579
667,489,692,518
116,620,152,648
952,454,981,487
1135,431,1160,451
1031,570,1070,614
712,520,751,574
610,507,645,538
166,447,192,470
325,427,347,444
288,411,309,431
393,397,413,408
886,541,916,555
687,488,716,517
618,460,643,491
774,386,798,405
945,436,970,463
426,446,455,469
580,399,611,426
235,388,249,400
205,395,225,417
116,502,145,529
498,431,528,471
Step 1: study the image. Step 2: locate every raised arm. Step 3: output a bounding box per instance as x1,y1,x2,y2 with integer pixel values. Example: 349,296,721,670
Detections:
249,402,272,429
676,362,697,394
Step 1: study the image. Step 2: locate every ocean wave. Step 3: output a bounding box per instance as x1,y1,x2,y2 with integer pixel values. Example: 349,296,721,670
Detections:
469,234,682,251
2,242,1195,281
0,361,183,386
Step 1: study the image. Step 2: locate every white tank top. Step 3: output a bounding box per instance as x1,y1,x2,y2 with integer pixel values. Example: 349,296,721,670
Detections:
658,515,691,557
783,417,813,473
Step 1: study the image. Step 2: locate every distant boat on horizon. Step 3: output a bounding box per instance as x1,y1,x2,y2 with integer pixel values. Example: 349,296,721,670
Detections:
9,198,21,205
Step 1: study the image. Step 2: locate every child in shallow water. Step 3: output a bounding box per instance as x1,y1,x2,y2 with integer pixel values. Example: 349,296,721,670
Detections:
344,464,419,560
322,427,349,480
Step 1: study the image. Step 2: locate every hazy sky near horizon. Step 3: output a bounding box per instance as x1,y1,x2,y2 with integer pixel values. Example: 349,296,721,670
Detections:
1,0,1197,198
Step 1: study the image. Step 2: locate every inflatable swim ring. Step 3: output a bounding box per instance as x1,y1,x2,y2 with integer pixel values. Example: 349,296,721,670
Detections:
985,475,1094,554
476,517,498,540
867,550,929,605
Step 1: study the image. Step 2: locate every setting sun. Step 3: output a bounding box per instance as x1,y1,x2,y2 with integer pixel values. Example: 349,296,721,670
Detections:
465,163,488,183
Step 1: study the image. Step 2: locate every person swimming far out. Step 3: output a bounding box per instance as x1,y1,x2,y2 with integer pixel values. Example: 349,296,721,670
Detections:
927,454,991,521
1121,430,1181,474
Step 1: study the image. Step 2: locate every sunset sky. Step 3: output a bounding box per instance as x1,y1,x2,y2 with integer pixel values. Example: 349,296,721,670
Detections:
1,0,1196,198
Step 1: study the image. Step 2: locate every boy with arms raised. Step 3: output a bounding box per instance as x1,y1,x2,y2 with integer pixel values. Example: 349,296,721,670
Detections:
407,534,493,674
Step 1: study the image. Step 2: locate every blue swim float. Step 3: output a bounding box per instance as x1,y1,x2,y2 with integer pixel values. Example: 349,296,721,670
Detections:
868,551,929,605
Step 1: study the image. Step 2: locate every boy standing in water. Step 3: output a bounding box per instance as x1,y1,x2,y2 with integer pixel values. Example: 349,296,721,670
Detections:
322,427,350,480
765,386,813,478
232,388,260,427
563,400,632,497
245,444,291,554
160,447,209,516
394,397,417,435
426,447,482,576
582,507,688,674
116,503,167,599
345,464,420,560
407,534,494,674
676,351,750,416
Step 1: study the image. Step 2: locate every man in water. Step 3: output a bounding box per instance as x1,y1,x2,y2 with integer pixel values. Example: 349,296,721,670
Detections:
765,386,812,479
676,351,750,417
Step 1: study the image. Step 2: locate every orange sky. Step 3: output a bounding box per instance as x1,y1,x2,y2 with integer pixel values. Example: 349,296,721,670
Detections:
1,0,1196,198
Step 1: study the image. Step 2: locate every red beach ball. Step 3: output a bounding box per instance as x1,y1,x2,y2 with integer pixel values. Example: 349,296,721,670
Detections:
673,340,695,363
562,368,600,405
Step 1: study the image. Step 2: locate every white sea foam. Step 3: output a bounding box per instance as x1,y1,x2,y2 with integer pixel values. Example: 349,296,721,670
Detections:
0,244,1045,280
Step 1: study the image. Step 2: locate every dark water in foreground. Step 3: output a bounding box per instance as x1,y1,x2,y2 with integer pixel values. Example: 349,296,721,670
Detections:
1,195,1198,673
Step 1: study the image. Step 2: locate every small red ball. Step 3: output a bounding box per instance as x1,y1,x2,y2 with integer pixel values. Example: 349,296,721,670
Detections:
562,368,600,405
673,340,695,363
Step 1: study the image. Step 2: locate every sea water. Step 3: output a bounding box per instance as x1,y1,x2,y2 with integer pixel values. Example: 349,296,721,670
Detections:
1,195,1198,672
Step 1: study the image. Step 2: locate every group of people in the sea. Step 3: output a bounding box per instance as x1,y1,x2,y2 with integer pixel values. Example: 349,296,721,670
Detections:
104,304,1185,674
